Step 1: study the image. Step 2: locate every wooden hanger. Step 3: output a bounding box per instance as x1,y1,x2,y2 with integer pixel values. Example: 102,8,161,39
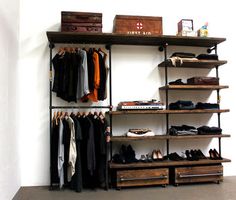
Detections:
98,48,107,55
58,47,65,56
53,111,57,121
76,111,81,117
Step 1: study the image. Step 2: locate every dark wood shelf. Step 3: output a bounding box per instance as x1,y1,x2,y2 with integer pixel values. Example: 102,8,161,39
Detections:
46,32,225,47
109,109,229,115
159,85,229,90
158,59,227,68
109,158,231,169
111,135,169,141
168,134,230,140
111,134,230,142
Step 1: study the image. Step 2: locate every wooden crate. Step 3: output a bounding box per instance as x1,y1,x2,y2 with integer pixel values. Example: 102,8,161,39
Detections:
113,15,162,35
174,165,223,185
116,168,168,188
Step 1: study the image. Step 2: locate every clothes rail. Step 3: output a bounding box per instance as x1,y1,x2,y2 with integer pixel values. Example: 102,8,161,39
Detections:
51,106,111,109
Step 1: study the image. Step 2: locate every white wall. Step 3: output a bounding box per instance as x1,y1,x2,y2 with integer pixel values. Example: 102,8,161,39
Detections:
18,0,236,186
0,0,21,199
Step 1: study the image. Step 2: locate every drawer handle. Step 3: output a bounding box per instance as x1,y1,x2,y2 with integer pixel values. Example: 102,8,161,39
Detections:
178,172,223,178
119,175,167,182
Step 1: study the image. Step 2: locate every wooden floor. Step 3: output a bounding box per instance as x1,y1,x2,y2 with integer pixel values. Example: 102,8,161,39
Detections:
13,176,236,200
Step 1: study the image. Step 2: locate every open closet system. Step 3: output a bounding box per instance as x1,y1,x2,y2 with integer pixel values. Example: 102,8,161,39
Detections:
47,32,230,190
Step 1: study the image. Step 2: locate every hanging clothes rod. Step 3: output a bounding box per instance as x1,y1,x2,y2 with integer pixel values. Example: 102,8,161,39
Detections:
51,106,111,109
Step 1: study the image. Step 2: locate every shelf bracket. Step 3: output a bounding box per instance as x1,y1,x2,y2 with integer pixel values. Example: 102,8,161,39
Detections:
105,44,111,50
49,43,55,49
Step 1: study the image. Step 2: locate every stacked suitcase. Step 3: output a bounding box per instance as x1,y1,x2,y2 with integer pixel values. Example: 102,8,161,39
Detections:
61,11,102,33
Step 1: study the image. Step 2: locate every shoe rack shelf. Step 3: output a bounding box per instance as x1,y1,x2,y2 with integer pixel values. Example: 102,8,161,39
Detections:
158,59,227,69
109,158,231,169
47,32,230,189
111,134,230,142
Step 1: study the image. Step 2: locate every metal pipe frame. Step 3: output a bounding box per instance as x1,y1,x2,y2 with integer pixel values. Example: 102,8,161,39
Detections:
49,43,54,190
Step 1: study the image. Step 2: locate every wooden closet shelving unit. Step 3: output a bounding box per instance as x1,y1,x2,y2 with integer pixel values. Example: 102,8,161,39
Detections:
47,32,230,189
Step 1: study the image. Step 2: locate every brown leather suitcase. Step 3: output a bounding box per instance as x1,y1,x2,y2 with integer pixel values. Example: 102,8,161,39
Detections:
61,11,102,33
61,11,102,23
61,23,102,33
174,165,223,185
187,77,219,85
116,168,168,188
113,15,162,35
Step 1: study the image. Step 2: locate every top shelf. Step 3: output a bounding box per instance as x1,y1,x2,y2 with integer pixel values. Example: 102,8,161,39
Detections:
46,32,225,48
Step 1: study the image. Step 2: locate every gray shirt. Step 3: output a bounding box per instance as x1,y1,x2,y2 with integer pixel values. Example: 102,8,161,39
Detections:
77,49,90,99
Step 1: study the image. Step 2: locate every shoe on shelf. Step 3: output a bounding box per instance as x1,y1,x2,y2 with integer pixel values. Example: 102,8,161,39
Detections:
139,154,146,162
168,152,184,161
146,153,153,162
190,149,199,161
185,150,194,161
196,149,207,159
209,149,215,160
213,148,223,160
152,150,158,161
156,149,163,160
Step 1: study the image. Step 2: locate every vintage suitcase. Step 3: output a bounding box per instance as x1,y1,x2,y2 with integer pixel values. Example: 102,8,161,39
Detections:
187,77,219,85
174,165,223,185
113,15,162,35
116,168,168,188
61,11,102,23
61,23,102,33
61,11,102,33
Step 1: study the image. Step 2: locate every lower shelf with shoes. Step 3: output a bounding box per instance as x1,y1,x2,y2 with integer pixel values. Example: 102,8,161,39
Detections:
171,165,223,185
114,168,169,189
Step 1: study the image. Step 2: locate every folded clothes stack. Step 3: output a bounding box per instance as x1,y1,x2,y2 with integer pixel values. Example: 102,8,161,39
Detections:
169,100,219,110
197,126,222,135
169,77,219,85
126,128,155,137
169,100,195,110
187,77,219,85
195,102,219,109
169,125,222,136
168,52,219,67
169,125,198,136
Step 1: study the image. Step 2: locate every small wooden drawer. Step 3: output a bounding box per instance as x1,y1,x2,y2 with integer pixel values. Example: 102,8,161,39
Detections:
174,165,223,184
116,168,169,188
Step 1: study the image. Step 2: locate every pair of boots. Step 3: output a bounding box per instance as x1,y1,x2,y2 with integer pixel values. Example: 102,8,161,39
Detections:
112,144,138,164
185,149,206,161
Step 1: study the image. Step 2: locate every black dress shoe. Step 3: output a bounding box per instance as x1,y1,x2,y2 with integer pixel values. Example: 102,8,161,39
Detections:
190,150,199,161
196,149,206,159
168,152,184,161
213,149,222,160
185,150,194,161
209,149,217,160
